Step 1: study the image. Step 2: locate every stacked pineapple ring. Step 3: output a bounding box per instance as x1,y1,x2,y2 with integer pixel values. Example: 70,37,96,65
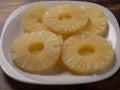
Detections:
22,6,50,32
62,34,114,74
11,31,61,73
43,5,88,34
11,4,114,75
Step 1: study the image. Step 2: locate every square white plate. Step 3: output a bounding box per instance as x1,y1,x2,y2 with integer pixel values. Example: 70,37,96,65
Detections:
0,1,120,85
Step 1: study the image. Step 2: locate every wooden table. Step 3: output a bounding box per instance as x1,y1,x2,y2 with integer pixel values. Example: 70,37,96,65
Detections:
0,0,120,90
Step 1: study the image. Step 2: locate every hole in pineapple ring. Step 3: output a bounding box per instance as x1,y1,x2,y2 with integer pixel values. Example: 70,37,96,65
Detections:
29,42,44,54
78,45,95,56
37,17,42,23
58,14,72,20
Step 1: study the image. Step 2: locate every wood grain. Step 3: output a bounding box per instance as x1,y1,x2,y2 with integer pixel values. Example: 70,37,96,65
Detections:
0,0,120,90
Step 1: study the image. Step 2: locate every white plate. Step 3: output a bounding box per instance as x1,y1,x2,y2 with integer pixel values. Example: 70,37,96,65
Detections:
0,1,120,85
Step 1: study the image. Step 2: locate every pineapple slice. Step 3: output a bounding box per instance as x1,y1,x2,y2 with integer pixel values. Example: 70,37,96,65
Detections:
11,31,61,74
62,34,114,74
22,6,51,32
78,6,108,37
43,4,88,34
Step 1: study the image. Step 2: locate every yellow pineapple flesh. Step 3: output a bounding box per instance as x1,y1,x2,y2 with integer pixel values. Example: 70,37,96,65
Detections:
62,34,114,74
11,31,61,74
11,4,113,75
77,6,108,37
43,4,88,34
22,6,51,32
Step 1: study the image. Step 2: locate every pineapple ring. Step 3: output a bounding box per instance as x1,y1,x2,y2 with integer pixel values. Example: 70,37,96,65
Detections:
62,34,114,74
11,31,61,74
22,6,50,32
79,6,108,36
43,4,88,34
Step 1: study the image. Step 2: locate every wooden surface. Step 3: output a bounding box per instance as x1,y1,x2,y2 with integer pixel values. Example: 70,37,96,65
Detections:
0,0,120,90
